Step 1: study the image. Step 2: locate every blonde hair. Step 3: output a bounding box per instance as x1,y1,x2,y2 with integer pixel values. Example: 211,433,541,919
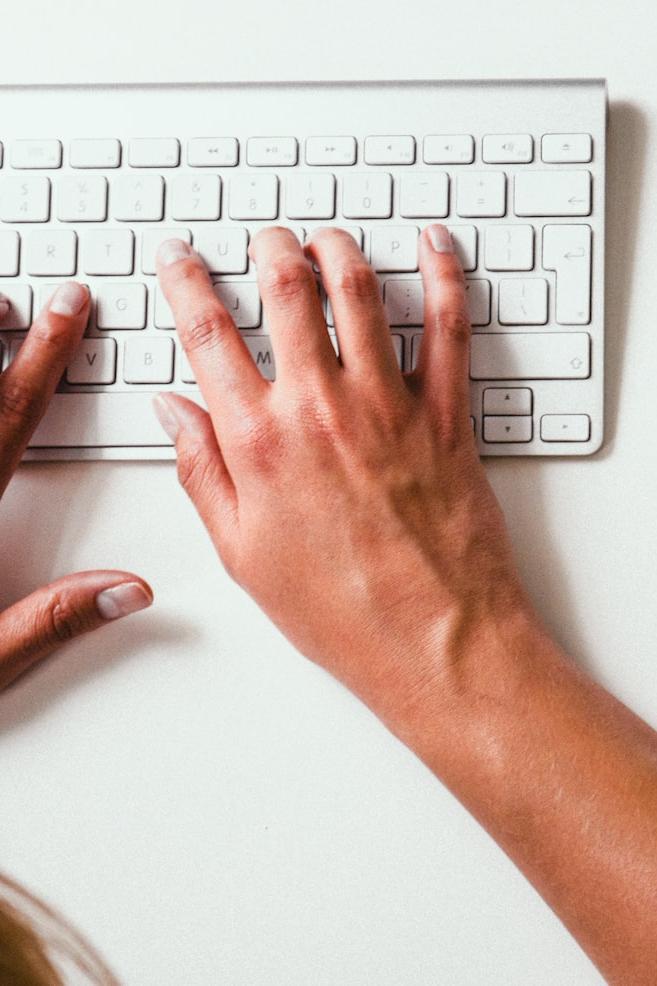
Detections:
0,873,119,985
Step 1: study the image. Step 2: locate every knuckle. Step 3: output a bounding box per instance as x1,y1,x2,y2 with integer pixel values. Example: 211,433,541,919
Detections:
176,440,213,495
262,257,315,301
333,263,380,302
0,377,45,426
181,307,231,353
42,592,89,646
236,413,283,476
439,305,471,342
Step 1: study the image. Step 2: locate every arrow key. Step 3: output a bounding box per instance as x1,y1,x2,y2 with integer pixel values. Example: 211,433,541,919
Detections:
483,387,532,415
483,415,533,443
540,414,591,442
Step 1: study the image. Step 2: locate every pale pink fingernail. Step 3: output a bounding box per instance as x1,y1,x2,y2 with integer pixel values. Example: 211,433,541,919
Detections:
96,582,153,621
157,238,193,267
50,281,89,316
153,393,181,442
0,293,9,318
427,225,454,253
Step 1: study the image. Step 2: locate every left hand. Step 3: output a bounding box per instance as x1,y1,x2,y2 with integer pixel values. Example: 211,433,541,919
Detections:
0,282,152,692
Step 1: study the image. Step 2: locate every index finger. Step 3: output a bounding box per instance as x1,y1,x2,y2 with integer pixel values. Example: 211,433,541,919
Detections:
0,281,90,495
156,239,267,432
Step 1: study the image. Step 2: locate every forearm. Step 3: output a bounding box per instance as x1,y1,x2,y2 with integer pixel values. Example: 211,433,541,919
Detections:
381,608,657,984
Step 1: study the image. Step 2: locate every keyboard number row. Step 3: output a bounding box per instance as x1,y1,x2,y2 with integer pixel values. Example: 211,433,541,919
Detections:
0,171,592,223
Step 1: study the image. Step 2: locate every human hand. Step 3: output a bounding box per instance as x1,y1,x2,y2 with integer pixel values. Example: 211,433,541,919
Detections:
154,226,535,735
0,283,152,692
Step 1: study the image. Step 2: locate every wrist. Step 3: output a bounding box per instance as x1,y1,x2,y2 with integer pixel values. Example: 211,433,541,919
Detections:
370,595,564,781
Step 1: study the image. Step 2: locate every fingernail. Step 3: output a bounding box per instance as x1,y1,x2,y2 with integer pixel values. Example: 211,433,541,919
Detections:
153,393,181,442
96,582,153,621
0,293,9,318
50,281,89,316
427,225,454,253
157,238,193,267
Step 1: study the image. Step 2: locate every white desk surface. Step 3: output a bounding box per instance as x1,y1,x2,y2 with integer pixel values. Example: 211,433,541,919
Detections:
0,2,656,983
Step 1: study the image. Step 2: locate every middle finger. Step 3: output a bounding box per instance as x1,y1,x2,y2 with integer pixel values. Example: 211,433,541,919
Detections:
249,227,338,385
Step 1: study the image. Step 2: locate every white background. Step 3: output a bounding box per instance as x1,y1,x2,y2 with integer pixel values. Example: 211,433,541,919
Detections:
0,1,656,983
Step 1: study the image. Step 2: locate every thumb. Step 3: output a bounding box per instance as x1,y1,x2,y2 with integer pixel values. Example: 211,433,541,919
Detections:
0,571,153,691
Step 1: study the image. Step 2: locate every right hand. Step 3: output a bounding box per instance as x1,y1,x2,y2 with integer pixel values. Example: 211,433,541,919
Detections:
154,226,536,731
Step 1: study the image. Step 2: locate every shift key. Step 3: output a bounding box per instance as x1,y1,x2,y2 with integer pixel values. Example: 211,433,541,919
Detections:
470,332,590,380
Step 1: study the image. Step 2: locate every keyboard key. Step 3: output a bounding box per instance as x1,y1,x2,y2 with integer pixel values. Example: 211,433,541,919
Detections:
97,283,147,330
128,138,180,168
170,174,221,220
470,331,590,380
244,336,275,380
423,134,474,164
179,346,196,383
285,173,336,220
187,138,239,167
483,415,532,443
0,284,32,329
456,172,506,218
482,134,533,164
0,230,20,275
364,136,415,165
11,139,62,169
305,225,362,251
305,137,356,166
24,229,77,276
542,224,591,324
445,225,477,271
154,287,176,329
194,228,248,274
66,338,117,385
541,133,592,164
465,278,491,326
407,334,418,369
124,337,174,383
69,138,121,169
370,226,418,272
28,392,181,447
57,175,108,222
384,278,423,326
342,173,392,219
514,170,591,217
330,331,403,368
82,229,135,276
399,173,448,218
112,175,164,221
247,137,298,167
483,387,533,415
484,225,533,270
540,413,591,442
213,280,261,328
141,227,192,275
228,174,279,220
0,176,51,222
498,278,548,325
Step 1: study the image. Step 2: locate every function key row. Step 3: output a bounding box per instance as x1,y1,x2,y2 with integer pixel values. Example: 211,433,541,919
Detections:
0,133,593,170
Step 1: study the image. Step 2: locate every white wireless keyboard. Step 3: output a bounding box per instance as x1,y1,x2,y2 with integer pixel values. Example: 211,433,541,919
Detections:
0,79,606,460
